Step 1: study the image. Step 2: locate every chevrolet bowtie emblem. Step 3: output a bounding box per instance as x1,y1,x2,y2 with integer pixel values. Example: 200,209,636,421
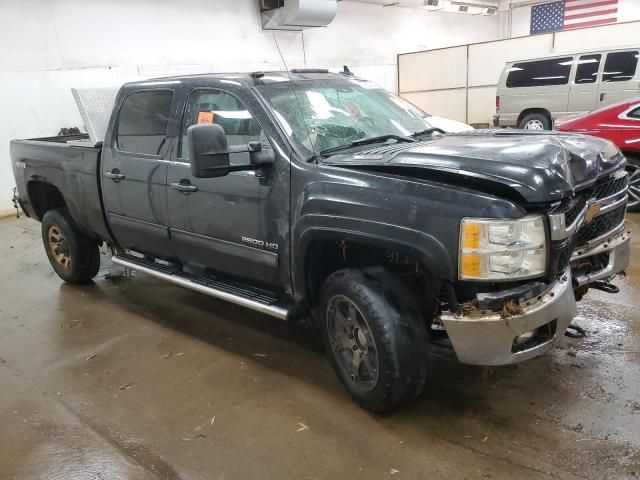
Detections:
584,201,601,224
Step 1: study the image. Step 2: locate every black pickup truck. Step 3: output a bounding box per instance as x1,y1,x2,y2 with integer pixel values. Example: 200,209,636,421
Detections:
10,70,631,412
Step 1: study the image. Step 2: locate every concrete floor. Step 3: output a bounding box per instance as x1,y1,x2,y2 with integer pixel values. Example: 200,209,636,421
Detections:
1,215,640,480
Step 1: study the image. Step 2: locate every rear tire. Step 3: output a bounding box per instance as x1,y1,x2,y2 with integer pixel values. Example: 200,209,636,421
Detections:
319,267,430,413
519,112,551,130
625,155,640,212
41,208,100,284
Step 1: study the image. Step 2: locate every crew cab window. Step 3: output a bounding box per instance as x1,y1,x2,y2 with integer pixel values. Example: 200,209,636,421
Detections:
575,54,601,84
180,89,262,166
602,51,639,82
116,90,173,156
506,57,573,88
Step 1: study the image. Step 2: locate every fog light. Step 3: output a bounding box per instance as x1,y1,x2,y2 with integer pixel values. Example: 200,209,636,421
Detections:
514,329,536,345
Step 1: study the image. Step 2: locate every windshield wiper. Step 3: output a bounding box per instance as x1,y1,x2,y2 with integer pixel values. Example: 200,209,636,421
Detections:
411,127,446,138
319,134,415,157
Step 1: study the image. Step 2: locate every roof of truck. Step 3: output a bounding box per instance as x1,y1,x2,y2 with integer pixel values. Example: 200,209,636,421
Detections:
123,70,357,89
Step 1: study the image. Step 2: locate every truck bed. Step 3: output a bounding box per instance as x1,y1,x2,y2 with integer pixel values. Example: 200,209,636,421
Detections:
10,134,112,243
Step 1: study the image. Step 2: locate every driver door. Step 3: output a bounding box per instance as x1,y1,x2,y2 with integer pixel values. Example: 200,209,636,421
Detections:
166,86,289,288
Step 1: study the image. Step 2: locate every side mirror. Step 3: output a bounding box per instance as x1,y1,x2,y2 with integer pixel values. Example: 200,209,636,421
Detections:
188,123,230,178
187,123,276,179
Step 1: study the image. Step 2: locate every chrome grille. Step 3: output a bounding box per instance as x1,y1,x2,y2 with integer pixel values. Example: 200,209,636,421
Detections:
593,173,628,200
563,193,588,226
574,205,626,246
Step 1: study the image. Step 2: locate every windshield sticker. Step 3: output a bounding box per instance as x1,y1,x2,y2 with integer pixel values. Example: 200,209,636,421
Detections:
346,102,362,119
197,111,214,124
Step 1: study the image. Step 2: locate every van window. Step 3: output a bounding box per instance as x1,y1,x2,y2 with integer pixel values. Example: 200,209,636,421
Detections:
179,89,262,165
575,54,601,84
506,57,573,88
116,90,173,156
602,51,639,83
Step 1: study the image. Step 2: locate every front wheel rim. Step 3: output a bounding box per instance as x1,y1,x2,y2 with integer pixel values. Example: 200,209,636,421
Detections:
47,225,72,272
326,295,379,392
525,119,545,130
627,164,640,209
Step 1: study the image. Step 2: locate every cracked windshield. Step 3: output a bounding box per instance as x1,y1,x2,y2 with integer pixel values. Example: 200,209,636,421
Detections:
258,77,435,158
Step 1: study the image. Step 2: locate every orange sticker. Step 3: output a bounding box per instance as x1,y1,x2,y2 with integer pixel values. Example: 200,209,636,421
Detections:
197,111,214,124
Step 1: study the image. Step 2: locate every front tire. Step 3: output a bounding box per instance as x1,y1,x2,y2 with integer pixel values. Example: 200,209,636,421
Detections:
41,208,100,284
319,267,430,413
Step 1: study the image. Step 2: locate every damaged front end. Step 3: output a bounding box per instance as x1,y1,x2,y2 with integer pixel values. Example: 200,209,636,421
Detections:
439,269,576,365
436,168,631,366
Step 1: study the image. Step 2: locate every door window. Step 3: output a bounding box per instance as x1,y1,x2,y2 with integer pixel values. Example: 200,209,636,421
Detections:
506,57,573,88
575,54,601,84
602,51,639,83
180,90,262,165
116,90,173,156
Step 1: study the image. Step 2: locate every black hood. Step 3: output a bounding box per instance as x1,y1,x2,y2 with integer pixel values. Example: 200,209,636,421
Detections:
321,130,626,203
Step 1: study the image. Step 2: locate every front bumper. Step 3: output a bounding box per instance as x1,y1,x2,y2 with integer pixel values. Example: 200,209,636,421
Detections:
439,228,630,366
572,226,631,287
439,269,576,365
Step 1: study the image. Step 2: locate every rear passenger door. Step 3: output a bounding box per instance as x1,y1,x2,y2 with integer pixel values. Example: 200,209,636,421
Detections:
598,50,640,107
568,54,602,113
101,89,175,258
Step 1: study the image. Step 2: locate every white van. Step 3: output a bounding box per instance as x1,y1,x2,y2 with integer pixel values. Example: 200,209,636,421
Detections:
494,46,640,130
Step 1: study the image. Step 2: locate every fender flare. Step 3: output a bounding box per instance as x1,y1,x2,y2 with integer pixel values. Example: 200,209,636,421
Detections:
292,214,455,301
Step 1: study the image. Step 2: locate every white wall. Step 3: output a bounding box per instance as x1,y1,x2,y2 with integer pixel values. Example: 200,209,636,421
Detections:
0,0,502,211
508,0,640,38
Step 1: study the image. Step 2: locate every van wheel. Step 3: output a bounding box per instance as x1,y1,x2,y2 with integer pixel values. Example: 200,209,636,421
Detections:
41,208,100,284
319,267,430,413
627,156,640,212
519,113,551,130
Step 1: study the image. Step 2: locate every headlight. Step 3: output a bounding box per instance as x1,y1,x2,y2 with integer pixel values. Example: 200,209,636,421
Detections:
459,215,547,281
601,140,621,160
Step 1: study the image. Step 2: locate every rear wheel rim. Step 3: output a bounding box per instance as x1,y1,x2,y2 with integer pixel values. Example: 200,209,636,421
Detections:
47,225,71,272
627,164,640,209
524,119,545,130
326,295,379,392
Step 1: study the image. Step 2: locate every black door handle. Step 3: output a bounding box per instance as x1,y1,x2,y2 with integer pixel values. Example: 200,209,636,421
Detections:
171,181,198,194
600,93,606,102
104,169,125,182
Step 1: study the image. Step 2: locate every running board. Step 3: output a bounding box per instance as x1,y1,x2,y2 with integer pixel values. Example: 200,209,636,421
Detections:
111,254,289,320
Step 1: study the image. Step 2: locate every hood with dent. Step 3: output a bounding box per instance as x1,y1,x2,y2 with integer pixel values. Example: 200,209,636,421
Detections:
320,130,624,203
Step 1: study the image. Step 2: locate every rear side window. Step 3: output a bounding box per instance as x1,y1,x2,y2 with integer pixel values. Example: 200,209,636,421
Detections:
506,57,573,88
116,90,173,156
628,106,640,119
602,51,639,83
575,54,601,84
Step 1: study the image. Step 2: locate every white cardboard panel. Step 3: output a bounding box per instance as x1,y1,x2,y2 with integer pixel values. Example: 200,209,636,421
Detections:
554,21,640,52
402,89,467,123
399,46,467,93
468,86,497,125
468,34,554,87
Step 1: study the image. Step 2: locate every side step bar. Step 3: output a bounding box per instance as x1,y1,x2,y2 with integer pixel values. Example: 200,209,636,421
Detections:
112,254,289,320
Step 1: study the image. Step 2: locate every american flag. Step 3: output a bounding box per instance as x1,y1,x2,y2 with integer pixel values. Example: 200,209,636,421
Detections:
530,0,618,35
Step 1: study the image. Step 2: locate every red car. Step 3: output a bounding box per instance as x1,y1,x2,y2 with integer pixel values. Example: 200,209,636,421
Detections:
555,98,640,211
